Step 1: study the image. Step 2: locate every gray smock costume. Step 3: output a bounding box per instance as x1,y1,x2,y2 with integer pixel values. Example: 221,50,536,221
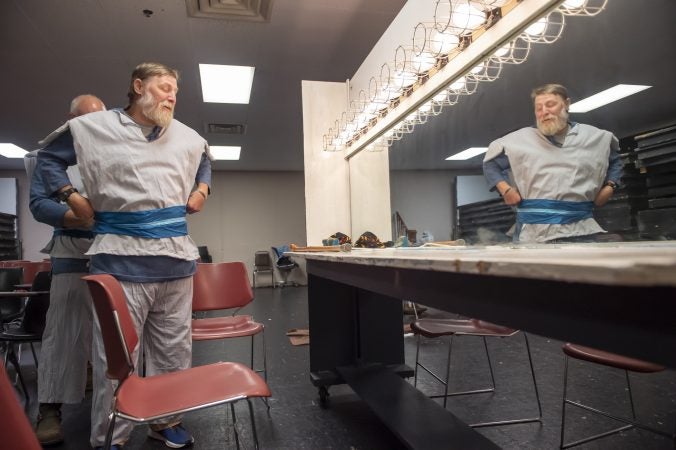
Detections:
25,149,93,405
483,123,619,243
37,109,212,447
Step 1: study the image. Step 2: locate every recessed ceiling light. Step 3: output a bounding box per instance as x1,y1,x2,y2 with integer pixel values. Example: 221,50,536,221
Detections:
199,64,255,104
0,143,27,158
445,147,487,161
210,146,241,160
569,84,651,113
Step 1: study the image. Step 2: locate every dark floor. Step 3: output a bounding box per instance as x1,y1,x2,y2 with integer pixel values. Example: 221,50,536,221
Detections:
7,286,676,449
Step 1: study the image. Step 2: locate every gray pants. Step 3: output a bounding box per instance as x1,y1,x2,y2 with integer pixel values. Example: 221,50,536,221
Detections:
38,272,93,404
89,277,193,447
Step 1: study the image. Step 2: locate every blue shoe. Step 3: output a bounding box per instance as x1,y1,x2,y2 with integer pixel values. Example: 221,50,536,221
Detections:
148,424,195,448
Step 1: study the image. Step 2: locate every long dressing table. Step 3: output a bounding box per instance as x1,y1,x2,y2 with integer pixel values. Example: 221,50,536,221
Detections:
290,242,676,449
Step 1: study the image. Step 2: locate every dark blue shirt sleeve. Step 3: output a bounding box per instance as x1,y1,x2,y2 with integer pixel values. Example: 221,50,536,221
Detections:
37,129,77,196
29,156,69,228
195,150,212,192
483,153,511,192
604,141,623,186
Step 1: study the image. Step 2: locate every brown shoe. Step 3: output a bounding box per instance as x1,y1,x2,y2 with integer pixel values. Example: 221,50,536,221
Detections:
36,406,64,445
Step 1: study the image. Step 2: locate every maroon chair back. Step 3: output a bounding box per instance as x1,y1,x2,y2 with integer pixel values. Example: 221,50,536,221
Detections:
192,262,254,312
0,361,41,450
83,274,138,382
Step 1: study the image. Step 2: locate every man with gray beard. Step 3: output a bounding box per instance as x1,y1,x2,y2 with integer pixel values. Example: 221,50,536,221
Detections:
37,62,211,449
483,83,622,243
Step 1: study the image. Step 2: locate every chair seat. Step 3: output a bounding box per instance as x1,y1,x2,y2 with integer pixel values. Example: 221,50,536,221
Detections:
116,362,271,421
192,315,264,340
562,343,665,373
0,327,41,341
411,318,518,339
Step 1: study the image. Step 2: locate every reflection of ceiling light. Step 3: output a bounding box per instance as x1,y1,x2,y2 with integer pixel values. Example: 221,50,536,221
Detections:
199,64,255,104
0,143,27,158
524,18,547,35
449,76,466,90
445,147,487,160
569,84,652,113
562,0,586,8
493,43,511,57
210,145,241,160
433,91,448,103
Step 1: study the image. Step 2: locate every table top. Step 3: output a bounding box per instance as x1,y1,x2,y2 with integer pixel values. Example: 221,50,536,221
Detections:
289,241,676,287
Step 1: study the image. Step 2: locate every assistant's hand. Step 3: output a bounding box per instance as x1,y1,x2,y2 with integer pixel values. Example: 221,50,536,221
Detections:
594,185,614,207
62,209,94,229
66,193,95,221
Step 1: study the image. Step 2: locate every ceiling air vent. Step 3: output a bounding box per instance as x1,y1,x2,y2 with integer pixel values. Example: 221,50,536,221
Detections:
206,123,247,135
185,0,273,22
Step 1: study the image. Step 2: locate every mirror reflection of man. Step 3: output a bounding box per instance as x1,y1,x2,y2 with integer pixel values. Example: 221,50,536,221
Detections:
37,62,212,450
483,83,622,243
25,94,106,446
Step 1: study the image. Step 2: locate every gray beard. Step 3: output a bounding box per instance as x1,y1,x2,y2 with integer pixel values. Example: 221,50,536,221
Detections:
537,111,569,136
137,91,173,128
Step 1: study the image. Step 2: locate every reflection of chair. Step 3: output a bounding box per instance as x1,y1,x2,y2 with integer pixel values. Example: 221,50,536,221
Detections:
0,361,41,450
271,246,298,288
197,245,212,263
192,262,268,385
0,267,24,326
560,343,673,448
411,318,541,427
83,273,271,450
252,251,274,289
0,271,51,404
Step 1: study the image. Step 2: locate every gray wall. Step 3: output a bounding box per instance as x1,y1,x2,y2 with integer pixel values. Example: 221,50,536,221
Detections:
2,169,307,285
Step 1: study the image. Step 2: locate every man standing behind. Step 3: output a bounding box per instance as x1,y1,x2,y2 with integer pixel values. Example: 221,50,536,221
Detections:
25,94,105,446
37,63,211,450
483,83,623,243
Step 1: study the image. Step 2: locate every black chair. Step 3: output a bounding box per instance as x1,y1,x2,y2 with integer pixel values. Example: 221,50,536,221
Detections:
271,246,298,288
197,245,213,263
0,268,24,327
253,251,274,288
0,271,51,404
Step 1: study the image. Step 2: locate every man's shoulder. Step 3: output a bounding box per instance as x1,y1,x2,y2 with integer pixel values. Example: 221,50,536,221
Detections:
169,118,206,142
574,122,615,138
491,126,536,144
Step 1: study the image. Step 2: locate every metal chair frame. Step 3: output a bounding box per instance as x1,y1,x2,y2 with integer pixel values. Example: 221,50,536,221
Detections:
414,328,542,428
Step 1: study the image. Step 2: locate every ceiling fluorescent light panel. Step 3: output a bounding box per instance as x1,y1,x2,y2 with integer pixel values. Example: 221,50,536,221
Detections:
199,64,255,104
210,145,241,160
446,147,488,161
569,84,651,113
0,143,27,158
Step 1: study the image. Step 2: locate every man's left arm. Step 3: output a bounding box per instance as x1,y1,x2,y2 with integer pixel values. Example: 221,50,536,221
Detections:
594,136,622,207
187,151,212,214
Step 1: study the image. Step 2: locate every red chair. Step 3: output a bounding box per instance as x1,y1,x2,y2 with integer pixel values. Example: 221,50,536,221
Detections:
192,262,268,385
560,343,674,448
0,361,41,450
83,274,271,450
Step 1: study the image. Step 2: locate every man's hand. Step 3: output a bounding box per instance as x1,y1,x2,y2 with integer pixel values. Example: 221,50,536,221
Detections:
186,186,208,214
66,192,95,220
594,185,614,207
496,181,522,206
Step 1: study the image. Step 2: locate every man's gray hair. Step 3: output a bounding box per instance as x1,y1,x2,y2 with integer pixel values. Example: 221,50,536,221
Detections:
531,83,569,102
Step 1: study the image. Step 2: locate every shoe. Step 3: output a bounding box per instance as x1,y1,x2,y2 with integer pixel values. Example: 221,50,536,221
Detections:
148,424,195,448
35,405,64,445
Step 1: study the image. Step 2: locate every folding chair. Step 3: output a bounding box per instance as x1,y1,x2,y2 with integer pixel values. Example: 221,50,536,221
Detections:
192,262,268,386
252,251,274,289
0,361,41,450
411,318,541,427
83,274,271,450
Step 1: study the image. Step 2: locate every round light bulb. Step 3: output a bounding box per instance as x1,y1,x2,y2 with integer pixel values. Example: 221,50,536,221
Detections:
430,30,460,54
451,3,485,30
493,42,511,57
419,102,432,113
413,52,436,73
562,0,586,8
449,77,466,91
433,91,448,103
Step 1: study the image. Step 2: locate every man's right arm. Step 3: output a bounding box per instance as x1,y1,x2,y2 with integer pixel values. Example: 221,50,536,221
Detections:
483,146,522,205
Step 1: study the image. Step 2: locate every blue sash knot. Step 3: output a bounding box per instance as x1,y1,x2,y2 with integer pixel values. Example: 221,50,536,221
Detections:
94,205,187,238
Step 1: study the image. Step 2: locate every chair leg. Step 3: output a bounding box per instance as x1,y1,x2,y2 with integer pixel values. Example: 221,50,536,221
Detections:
483,336,497,392
230,402,240,449
253,331,270,411
441,335,454,408
253,272,257,289
29,342,38,369
5,344,29,405
560,354,570,449
413,334,421,387
104,412,117,450
247,398,261,450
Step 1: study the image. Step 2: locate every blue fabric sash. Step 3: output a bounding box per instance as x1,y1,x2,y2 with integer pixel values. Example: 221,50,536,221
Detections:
517,199,594,225
53,229,95,239
94,205,187,238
